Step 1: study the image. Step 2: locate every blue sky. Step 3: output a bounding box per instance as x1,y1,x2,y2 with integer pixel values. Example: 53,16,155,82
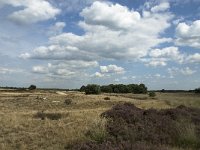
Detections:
0,0,200,90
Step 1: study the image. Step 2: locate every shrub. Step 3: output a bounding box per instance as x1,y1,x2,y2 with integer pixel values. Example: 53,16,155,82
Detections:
85,84,101,95
85,119,108,144
104,97,110,100
101,103,200,148
28,85,36,90
65,99,72,105
175,119,199,148
34,111,62,120
149,91,156,97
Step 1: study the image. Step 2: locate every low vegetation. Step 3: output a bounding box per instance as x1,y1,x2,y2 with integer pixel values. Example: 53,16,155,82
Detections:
34,111,62,120
0,89,200,149
149,91,156,97
104,97,110,100
70,103,200,150
65,99,72,105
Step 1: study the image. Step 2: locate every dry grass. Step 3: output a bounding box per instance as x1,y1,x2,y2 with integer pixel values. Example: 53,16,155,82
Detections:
0,90,199,149
156,92,200,108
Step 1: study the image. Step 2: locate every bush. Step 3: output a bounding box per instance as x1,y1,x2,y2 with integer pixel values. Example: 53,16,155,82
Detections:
104,97,110,100
28,85,36,90
149,91,156,97
65,99,72,105
34,111,62,120
101,103,200,148
85,84,101,95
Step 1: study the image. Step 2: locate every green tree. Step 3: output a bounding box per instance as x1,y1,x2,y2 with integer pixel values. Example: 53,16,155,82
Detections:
101,85,113,93
80,85,86,92
85,84,101,95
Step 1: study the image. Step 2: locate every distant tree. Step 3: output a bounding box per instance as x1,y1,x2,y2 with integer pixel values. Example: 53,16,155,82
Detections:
136,84,147,94
161,89,165,93
85,84,101,95
28,85,36,90
194,88,200,94
82,83,148,94
80,85,86,92
101,85,113,93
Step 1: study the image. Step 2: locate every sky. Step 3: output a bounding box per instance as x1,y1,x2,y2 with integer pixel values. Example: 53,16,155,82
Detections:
0,0,200,90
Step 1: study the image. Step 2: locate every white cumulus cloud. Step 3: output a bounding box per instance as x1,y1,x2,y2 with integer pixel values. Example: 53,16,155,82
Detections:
151,2,170,13
21,1,173,62
187,53,200,63
168,67,196,77
48,22,66,36
175,20,200,49
0,0,60,24
149,46,185,63
100,65,125,74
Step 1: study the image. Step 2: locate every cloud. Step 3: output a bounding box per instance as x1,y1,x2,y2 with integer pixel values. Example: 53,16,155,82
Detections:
168,67,196,77
80,1,141,30
91,64,125,78
175,20,200,49
151,2,170,13
0,0,60,24
144,74,166,79
19,53,31,59
32,60,98,78
47,22,66,36
49,0,99,13
0,67,23,74
21,1,173,64
32,66,48,74
18,1,176,80
142,46,187,67
22,45,96,61
146,60,167,67
0,67,14,74
149,46,185,63
100,64,125,74
91,72,104,78
180,67,196,75
187,53,200,63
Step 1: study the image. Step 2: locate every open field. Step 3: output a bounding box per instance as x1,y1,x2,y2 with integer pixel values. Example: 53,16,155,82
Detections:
0,90,199,149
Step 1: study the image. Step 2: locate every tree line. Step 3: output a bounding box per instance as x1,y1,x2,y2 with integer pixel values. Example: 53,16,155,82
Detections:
80,84,148,95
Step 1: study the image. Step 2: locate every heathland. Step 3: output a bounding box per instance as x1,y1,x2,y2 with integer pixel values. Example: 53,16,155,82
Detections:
0,89,199,149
